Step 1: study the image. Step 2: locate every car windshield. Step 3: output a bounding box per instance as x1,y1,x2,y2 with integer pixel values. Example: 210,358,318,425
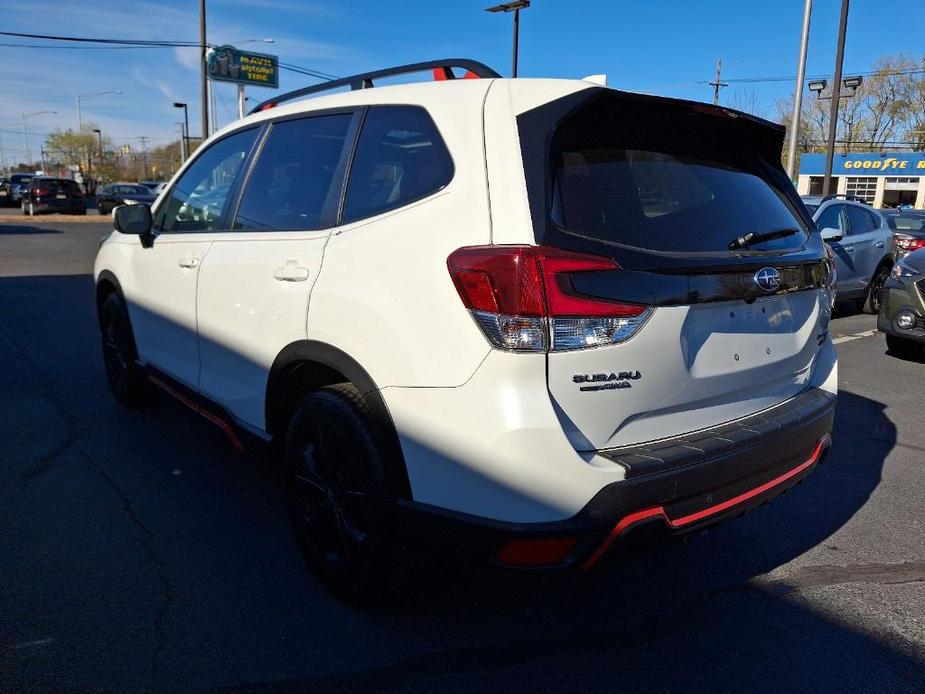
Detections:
114,185,150,195
12,175,33,185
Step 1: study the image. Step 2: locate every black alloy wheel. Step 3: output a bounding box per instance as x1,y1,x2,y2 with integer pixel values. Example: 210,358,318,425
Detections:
285,383,396,601
863,265,890,314
99,293,150,406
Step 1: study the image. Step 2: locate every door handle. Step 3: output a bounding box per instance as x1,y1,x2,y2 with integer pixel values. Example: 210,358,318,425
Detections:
875,241,885,248
844,246,855,253
178,255,200,268
274,261,309,282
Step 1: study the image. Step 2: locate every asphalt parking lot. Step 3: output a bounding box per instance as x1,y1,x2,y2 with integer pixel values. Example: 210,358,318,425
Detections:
1,216,924,692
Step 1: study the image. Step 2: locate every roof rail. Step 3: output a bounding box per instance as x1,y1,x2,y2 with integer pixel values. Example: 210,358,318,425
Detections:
249,58,501,115
821,193,867,205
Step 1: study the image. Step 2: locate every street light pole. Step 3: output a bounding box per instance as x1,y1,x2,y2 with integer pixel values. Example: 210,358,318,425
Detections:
174,102,190,162
20,111,57,168
786,0,813,181
76,91,123,132
486,1,530,78
200,0,209,141
822,0,850,197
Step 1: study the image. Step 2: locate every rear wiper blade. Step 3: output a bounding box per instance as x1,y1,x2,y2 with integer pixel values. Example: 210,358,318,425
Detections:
728,227,799,250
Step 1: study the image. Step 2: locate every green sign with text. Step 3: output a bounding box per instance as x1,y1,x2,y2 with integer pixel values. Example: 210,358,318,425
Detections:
207,45,278,89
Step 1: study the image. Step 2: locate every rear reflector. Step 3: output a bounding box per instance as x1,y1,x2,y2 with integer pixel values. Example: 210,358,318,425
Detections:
496,536,578,568
447,245,650,352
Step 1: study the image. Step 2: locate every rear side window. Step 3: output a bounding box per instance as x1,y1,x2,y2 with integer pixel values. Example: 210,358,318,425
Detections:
234,114,352,231
342,106,453,224
846,205,873,235
546,97,807,254
156,127,258,233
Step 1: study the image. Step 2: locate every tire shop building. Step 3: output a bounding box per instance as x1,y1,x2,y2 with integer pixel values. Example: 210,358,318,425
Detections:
797,152,925,209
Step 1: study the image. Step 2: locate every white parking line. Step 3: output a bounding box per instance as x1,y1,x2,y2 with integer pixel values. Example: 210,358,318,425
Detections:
832,329,879,345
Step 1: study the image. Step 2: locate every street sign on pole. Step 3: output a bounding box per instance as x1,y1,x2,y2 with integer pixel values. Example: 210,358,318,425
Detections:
207,45,279,88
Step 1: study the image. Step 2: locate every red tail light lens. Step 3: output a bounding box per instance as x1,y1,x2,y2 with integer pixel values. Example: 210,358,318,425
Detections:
447,245,651,352
895,234,925,252
32,188,49,196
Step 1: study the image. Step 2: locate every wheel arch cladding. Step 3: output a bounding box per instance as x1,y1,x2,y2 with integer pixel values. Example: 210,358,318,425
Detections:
266,340,411,499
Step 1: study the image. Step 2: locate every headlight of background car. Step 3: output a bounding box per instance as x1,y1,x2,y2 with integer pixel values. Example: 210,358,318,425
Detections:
122,198,139,205
892,259,917,279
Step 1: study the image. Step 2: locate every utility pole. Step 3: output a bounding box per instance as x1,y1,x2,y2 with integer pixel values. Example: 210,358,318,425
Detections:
140,136,149,179
0,130,6,173
40,146,46,172
199,0,209,141
822,0,850,196
786,0,813,180
709,59,728,105
76,94,83,132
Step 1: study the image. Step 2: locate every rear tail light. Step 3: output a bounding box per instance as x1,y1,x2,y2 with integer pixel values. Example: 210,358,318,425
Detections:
894,233,925,252
447,245,651,352
32,188,49,196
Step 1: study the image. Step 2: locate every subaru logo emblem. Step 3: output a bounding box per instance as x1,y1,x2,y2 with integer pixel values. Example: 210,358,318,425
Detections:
754,267,782,292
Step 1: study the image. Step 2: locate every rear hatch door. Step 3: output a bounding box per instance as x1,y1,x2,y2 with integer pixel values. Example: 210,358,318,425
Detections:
517,89,831,450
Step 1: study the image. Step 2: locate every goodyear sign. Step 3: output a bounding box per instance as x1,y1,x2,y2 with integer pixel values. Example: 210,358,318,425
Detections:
207,45,278,88
800,153,925,175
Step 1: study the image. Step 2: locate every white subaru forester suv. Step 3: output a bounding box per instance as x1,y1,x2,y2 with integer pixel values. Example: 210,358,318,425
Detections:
95,60,837,599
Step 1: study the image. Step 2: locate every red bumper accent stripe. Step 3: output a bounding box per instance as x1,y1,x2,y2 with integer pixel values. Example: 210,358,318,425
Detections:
148,375,246,452
581,434,831,570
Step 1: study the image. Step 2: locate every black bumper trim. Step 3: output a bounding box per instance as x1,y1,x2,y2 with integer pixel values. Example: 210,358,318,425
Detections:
388,390,836,569
597,388,836,479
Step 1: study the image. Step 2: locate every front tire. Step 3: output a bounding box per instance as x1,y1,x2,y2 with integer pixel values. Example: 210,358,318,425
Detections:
285,383,397,602
863,264,890,314
99,293,150,406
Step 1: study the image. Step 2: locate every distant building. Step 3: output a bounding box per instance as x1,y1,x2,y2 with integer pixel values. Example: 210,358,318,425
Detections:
797,152,925,209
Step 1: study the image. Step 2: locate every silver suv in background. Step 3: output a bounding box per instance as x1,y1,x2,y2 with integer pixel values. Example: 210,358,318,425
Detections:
806,195,896,313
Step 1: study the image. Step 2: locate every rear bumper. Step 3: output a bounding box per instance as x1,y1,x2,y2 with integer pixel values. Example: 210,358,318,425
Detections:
33,200,85,213
390,389,835,569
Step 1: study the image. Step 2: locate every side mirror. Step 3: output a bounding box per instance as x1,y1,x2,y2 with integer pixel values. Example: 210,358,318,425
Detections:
113,203,155,248
820,227,843,242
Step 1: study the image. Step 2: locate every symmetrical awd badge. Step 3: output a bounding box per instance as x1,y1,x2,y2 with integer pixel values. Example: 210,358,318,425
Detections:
572,371,642,392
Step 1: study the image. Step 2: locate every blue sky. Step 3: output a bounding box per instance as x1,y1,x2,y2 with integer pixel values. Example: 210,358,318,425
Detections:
2,0,923,165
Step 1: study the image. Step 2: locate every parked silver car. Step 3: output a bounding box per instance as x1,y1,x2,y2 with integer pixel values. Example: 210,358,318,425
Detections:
804,195,896,313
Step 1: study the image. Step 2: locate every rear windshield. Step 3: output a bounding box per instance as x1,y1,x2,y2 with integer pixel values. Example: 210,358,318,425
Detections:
546,97,807,254
35,179,80,192
12,174,33,184
887,215,925,233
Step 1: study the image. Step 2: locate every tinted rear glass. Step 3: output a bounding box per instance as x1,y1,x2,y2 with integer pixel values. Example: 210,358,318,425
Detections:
888,216,925,233
12,175,33,184
547,98,807,254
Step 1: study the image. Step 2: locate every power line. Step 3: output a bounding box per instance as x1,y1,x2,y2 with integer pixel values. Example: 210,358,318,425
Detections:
0,31,199,47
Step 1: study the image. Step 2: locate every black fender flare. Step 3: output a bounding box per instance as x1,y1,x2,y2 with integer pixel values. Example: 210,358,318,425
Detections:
267,340,411,499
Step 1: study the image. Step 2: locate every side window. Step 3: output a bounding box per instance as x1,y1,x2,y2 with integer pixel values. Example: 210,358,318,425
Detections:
846,205,873,236
342,105,453,224
815,204,845,234
234,114,352,231
156,127,258,233
867,210,883,230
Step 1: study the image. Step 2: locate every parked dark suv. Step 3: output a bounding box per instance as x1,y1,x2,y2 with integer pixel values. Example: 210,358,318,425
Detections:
9,173,35,206
21,177,86,216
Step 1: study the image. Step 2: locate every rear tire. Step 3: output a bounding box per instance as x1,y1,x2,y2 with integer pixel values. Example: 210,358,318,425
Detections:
863,264,890,314
886,334,921,360
285,383,398,603
99,293,151,406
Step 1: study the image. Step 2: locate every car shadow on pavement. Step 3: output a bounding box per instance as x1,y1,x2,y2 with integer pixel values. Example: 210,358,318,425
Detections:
0,224,63,235
1,273,922,693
